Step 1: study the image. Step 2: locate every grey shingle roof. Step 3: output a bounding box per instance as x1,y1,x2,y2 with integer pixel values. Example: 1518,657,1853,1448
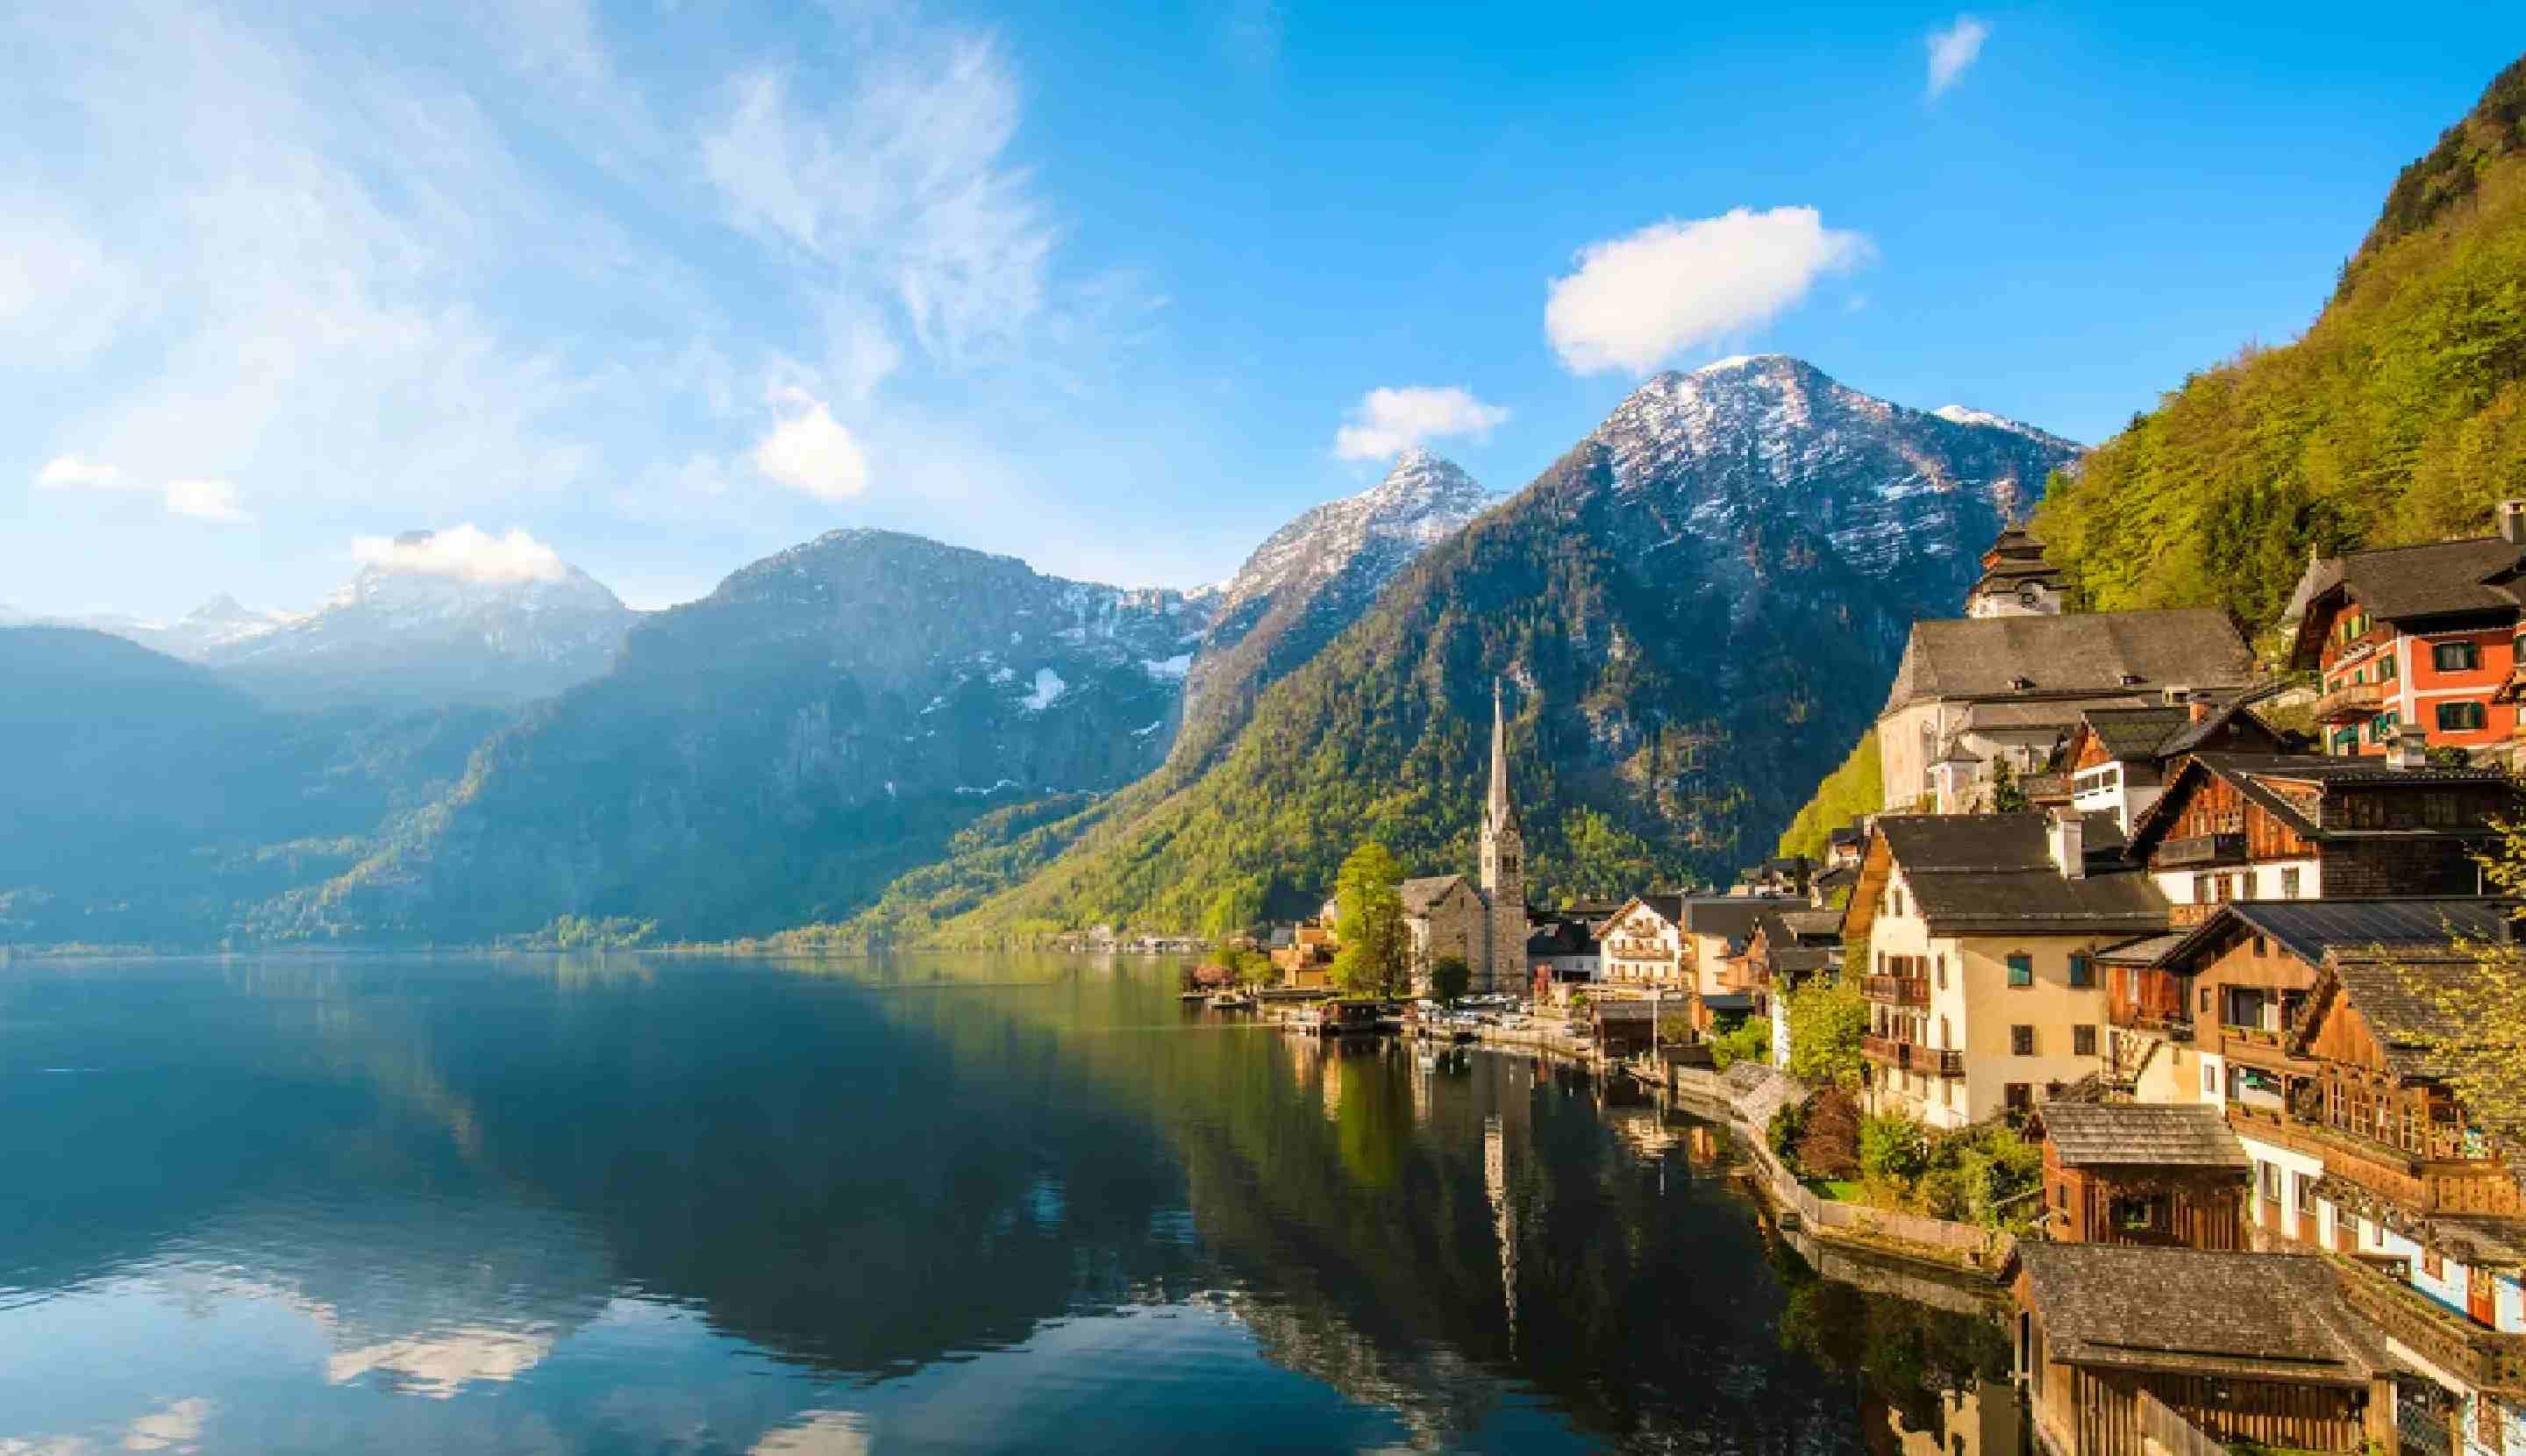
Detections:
2317,950,2480,1078
2127,753,2513,852
2169,898,2519,973
1874,813,2168,934
1883,609,2254,713
2018,1245,2388,1381
1399,874,1474,914
2331,537,2523,623
2040,1103,2250,1169
2080,705,2194,761
1777,910,1844,941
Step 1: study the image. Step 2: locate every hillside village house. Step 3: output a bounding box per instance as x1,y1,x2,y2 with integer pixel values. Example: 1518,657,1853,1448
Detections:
1965,526,2067,619
2120,752,2508,924
2099,898,2526,1456
1596,896,1688,989
1844,810,2168,1129
2059,696,2291,833
2285,502,2526,758
1875,609,2257,816
2035,1101,2251,1251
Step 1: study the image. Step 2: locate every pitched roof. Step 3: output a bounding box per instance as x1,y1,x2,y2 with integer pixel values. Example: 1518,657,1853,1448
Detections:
1777,909,1844,941
2320,536,2525,624
1725,1062,1812,1128
2127,753,2512,851
2158,898,2518,974
2308,950,2482,1078
2080,705,2194,761
1881,609,2253,713
1872,813,2168,935
1679,898,1774,945
2019,1246,2388,1382
1399,874,1474,914
2039,1103,2251,1169
1525,920,1598,956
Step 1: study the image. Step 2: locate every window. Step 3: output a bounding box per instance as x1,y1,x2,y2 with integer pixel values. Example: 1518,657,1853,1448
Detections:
2010,1024,2036,1056
2203,1060,2219,1095
2294,1171,2317,1217
2258,1161,2281,1202
2004,1082,2033,1113
2068,952,2093,989
1935,954,1947,989
2215,874,2235,903
2372,710,2399,742
2424,1247,2446,1281
2438,700,2488,732
2073,1024,2097,1056
2281,867,2301,899
2191,873,2212,903
2008,953,2033,987
1937,1016,1952,1049
2436,640,2481,673
2381,653,2399,682
2200,986,2211,1011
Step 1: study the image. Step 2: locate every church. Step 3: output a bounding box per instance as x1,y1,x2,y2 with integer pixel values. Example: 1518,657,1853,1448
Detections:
1397,682,1528,996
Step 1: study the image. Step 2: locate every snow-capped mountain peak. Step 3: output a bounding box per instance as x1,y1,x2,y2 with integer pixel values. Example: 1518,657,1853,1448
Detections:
1932,403,2084,452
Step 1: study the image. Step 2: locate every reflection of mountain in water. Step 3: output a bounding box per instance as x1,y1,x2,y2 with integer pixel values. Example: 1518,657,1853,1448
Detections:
0,953,2004,1450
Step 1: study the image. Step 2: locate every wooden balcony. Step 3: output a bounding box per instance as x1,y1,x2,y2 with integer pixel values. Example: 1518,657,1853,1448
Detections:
2313,680,2386,724
2225,1105,2520,1215
1860,1035,1965,1076
2159,831,2248,867
2331,1253,2526,1395
1860,974,1929,1006
2108,1003,2193,1039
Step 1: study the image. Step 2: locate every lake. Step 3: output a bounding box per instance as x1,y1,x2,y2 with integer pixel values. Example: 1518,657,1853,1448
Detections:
0,953,2009,1453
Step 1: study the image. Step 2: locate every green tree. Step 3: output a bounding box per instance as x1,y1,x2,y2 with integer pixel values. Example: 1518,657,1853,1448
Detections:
1331,841,1409,997
1777,730,1881,860
1709,1015,1772,1071
2389,806,2526,1146
1783,976,1868,1088
1429,953,1471,1004
1989,757,2028,813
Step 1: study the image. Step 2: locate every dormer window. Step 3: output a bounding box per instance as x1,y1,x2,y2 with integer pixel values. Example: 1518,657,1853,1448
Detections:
2118,673,2144,688
2010,675,2035,691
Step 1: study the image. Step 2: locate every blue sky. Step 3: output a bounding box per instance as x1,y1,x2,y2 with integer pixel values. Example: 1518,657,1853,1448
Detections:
4,2,2518,617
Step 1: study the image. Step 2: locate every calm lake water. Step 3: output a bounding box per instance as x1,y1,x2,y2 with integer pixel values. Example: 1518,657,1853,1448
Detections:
0,953,2008,1454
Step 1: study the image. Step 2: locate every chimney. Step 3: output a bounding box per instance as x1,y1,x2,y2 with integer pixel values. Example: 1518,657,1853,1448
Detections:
2501,500,2526,547
2163,685,2191,708
2386,732,2428,770
2047,807,2087,881
2189,696,2213,724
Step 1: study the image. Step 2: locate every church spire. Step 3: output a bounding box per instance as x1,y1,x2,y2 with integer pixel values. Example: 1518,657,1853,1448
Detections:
1488,678,1516,832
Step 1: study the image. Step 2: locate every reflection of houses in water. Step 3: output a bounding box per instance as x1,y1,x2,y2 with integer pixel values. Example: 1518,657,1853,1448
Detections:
1484,1113,1517,1355
1862,1376,2021,1456
1231,1295,1501,1452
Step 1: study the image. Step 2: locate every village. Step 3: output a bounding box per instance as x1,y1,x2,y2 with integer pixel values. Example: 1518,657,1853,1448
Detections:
1180,507,2526,1456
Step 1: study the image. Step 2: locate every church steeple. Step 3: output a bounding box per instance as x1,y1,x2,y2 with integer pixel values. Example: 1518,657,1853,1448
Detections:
1487,678,1517,835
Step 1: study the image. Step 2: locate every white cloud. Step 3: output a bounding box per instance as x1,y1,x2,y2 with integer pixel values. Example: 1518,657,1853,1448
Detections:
752,388,871,501
1332,386,1508,460
1545,207,1872,375
119,1397,212,1452
752,1410,874,1456
36,455,249,523
164,478,250,524
35,454,123,489
1925,15,1989,99
350,524,568,582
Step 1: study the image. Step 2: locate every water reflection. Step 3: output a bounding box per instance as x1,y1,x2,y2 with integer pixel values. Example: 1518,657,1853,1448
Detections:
0,953,2012,1452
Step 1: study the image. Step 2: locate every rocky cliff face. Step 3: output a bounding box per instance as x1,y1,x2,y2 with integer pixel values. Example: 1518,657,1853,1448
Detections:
206,532,634,708
284,529,1215,940
1176,450,1495,767
945,356,2082,935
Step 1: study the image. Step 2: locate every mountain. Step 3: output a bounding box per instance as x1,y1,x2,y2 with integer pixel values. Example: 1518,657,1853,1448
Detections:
200,531,635,708
938,355,2080,939
2032,54,2526,638
1176,449,1496,767
277,529,1216,942
142,594,301,658
0,626,505,946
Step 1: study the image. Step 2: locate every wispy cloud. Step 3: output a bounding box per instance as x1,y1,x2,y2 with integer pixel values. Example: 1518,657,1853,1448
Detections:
36,454,249,523
1925,15,1989,99
1545,207,1872,375
1333,386,1507,461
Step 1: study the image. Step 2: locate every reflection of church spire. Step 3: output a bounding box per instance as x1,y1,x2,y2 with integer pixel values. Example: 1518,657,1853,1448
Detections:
1484,1112,1517,1356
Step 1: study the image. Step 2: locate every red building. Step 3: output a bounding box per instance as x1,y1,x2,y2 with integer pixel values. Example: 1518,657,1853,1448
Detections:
2284,503,2526,756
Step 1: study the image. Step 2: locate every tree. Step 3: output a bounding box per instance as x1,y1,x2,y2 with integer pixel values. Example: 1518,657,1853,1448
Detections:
1989,757,2029,813
1429,954,1471,1004
1710,1015,1772,1071
2392,809,2526,1144
1783,976,1869,1088
1331,841,1409,997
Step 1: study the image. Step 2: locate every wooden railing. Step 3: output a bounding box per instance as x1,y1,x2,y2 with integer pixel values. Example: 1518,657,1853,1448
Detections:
2136,1391,2230,1456
1860,974,1929,1006
2331,1253,2526,1395
2108,1003,2192,1038
2314,679,2385,724
2159,831,2248,867
1859,1036,1965,1076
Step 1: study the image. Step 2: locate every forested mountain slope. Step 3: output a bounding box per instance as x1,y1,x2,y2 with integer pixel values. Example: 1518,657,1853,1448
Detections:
942,358,2074,939
2034,54,2526,639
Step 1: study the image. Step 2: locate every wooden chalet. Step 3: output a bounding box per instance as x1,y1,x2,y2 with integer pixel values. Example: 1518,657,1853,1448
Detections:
2016,1245,2397,1456
2058,695,2291,833
2122,753,2511,925
2038,1102,2251,1250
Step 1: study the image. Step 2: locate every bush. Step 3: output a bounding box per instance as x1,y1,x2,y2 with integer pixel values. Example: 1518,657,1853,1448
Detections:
1859,1113,1931,1182
1795,1087,1862,1181
1710,1015,1773,1071
1768,1101,1809,1163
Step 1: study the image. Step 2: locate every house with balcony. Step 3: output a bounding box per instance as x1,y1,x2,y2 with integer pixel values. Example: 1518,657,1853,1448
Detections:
2283,503,2526,758
1875,608,2257,815
1844,809,2168,1129
2121,752,2509,924
1594,895,1688,991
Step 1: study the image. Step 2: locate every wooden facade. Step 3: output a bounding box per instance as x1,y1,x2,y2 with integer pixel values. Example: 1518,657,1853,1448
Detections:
2042,1149,2247,1250
2024,1352,2385,1456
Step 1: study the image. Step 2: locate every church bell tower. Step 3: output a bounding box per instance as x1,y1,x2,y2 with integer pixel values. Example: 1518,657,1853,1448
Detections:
1478,680,1526,996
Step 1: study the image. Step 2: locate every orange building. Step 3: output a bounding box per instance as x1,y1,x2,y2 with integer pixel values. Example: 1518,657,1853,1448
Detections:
2285,503,2526,756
